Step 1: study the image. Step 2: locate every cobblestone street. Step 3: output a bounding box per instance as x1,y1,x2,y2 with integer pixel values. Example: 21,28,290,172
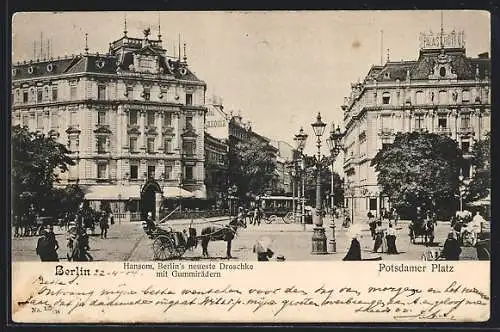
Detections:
12,217,478,262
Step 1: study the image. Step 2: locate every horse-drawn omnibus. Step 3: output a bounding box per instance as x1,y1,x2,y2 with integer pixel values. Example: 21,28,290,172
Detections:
257,195,312,224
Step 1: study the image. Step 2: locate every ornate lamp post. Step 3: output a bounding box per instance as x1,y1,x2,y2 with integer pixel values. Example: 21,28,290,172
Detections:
310,112,327,254
325,123,344,253
294,127,308,229
286,162,297,220
228,184,238,219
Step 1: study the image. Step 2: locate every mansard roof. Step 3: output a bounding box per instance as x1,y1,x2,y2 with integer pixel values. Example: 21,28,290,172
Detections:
13,48,204,84
364,48,490,83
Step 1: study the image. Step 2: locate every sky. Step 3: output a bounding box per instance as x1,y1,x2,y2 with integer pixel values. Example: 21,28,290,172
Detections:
12,10,490,157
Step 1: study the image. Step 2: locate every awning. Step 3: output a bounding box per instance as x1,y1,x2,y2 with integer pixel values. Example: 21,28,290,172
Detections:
84,185,141,200
163,186,195,198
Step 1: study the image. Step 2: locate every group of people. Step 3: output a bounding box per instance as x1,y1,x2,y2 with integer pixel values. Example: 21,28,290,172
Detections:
367,210,399,255
35,222,92,262
33,202,115,262
13,204,44,238
237,206,265,226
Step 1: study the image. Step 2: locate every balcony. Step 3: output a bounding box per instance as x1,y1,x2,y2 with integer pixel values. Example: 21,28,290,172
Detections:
435,126,452,136
182,152,197,160
378,128,394,136
413,126,428,133
458,127,475,135
162,126,175,136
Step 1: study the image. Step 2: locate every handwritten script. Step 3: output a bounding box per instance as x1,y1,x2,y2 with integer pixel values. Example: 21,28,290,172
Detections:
12,265,489,323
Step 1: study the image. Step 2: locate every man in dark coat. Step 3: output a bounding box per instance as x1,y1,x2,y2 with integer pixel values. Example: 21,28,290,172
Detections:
99,211,109,239
36,228,59,261
441,232,462,260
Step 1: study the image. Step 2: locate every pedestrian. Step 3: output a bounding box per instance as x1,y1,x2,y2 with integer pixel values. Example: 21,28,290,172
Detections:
343,233,362,261
372,221,385,253
441,231,462,260
392,208,399,226
367,211,376,239
253,207,259,226
385,223,398,254
13,214,21,238
237,207,246,227
99,211,109,239
253,237,274,261
72,228,93,261
36,228,59,261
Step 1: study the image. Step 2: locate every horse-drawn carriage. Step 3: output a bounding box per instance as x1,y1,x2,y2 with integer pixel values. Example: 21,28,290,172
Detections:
409,216,435,244
142,217,246,260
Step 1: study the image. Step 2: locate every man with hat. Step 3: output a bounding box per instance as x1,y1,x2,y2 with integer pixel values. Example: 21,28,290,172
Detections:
36,226,59,262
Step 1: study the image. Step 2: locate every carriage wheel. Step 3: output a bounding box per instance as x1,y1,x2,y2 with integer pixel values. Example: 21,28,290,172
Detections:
152,235,175,260
282,213,292,224
264,215,273,224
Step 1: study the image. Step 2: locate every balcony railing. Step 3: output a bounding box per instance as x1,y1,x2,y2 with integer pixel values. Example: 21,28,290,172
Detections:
458,127,475,135
436,126,452,136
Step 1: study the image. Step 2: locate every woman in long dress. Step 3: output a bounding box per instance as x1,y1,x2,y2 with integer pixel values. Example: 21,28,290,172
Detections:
386,223,398,254
343,235,361,261
373,221,385,253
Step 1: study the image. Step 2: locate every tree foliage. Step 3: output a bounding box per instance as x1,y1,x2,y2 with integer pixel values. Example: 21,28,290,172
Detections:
12,125,79,217
465,133,490,201
227,137,276,199
303,161,344,208
371,132,462,215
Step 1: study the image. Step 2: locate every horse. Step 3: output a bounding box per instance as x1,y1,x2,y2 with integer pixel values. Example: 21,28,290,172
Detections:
409,217,435,245
199,217,247,259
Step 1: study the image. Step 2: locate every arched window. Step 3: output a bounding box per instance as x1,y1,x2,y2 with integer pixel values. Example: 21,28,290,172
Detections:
415,91,425,104
382,92,391,105
439,90,448,105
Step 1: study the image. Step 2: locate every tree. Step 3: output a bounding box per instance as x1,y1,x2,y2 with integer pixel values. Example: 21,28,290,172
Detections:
12,125,76,216
465,133,490,202
227,137,276,200
303,162,344,208
371,132,462,217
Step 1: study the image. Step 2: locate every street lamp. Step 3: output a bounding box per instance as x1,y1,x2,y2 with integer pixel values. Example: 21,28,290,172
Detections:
286,162,297,220
310,112,327,254
325,123,344,253
228,184,238,220
294,127,308,229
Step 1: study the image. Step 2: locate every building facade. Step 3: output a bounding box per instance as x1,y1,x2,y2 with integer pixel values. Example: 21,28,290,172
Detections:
342,30,491,221
271,140,295,194
204,132,229,206
12,28,207,219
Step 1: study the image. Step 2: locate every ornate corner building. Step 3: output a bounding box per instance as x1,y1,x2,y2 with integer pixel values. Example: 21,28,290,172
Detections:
341,30,490,221
11,28,207,218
